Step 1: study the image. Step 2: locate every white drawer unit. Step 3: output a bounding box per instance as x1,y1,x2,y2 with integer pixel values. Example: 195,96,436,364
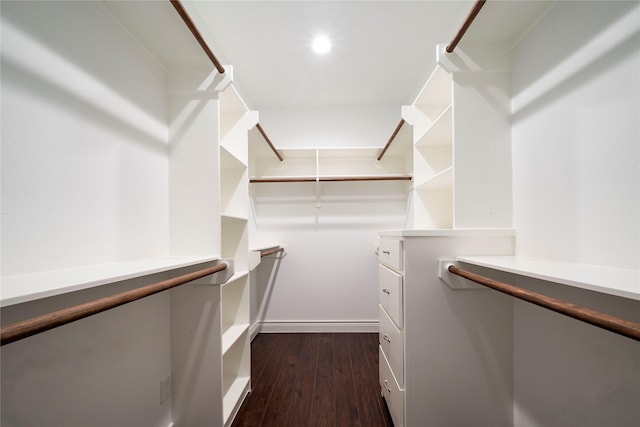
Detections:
378,238,403,271
378,264,403,328
379,305,404,386
378,237,405,427
378,230,515,426
380,345,405,427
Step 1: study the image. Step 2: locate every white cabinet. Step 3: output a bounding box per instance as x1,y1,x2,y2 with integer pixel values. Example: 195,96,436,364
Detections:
377,237,406,427
378,230,515,427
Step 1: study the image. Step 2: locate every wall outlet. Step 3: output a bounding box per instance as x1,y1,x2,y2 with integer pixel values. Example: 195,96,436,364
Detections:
160,374,172,405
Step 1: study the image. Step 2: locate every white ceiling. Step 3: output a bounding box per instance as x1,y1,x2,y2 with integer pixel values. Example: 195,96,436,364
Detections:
106,0,554,147
187,1,478,110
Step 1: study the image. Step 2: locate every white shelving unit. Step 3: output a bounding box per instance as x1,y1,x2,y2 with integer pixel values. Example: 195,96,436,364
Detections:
250,147,412,182
403,45,512,230
1,2,255,426
249,147,412,208
170,83,254,426
218,84,255,426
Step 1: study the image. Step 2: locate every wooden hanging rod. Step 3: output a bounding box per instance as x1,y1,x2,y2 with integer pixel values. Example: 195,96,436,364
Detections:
250,175,412,183
448,265,640,342
256,123,284,161
0,262,228,346
260,247,285,258
377,119,406,161
170,0,226,74
446,0,487,53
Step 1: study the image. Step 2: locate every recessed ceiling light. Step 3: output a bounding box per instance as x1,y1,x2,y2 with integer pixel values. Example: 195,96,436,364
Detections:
312,34,331,54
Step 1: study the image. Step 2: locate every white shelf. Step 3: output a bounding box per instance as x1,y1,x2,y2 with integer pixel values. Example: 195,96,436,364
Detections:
251,147,412,182
221,145,248,170
222,323,250,354
457,256,640,301
415,105,452,147
414,65,452,109
221,212,249,222
0,255,220,307
222,375,251,425
250,174,412,183
222,270,250,285
415,166,453,190
379,228,515,238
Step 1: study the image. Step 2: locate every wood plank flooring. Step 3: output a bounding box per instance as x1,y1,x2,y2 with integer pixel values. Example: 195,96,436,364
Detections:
231,333,394,427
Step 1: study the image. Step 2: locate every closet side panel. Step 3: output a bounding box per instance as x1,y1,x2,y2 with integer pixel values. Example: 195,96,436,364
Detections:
511,2,640,425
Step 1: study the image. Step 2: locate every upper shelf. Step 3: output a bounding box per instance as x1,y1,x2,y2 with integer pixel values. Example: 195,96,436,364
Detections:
457,256,640,301
100,1,210,69
1,255,221,307
460,0,555,48
250,147,412,181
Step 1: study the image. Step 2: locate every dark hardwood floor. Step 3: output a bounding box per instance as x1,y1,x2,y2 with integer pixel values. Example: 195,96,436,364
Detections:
232,333,394,427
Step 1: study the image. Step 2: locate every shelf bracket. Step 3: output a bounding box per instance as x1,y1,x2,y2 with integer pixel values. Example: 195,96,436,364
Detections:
439,259,484,289
400,105,415,126
436,43,510,74
212,65,234,92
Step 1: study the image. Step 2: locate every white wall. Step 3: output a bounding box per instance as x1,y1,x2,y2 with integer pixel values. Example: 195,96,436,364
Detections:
1,2,173,425
510,1,640,425
250,104,407,331
251,175,408,332
1,278,173,427
1,1,169,276
511,0,639,269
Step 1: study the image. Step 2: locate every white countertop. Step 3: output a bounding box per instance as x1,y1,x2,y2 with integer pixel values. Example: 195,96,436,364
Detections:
378,228,516,237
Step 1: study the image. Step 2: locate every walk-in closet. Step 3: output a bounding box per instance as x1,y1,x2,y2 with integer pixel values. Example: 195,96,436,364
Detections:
1,1,638,426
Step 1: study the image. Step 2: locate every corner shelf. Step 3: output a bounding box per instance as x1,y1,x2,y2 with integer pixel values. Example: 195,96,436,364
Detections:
414,166,453,190
457,256,640,301
415,105,453,147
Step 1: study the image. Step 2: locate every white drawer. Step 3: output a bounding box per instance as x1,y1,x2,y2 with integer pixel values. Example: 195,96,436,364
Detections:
378,264,403,328
380,345,404,427
378,238,402,271
379,305,404,386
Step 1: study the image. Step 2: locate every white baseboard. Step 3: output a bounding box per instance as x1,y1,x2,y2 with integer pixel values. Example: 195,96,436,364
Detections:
249,322,262,341
254,320,378,334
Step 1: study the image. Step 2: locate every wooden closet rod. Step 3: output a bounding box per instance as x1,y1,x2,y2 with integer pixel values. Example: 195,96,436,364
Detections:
377,119,405,161
0,262,228,346
170,0,226,74
256,123,284,161
448,265,640,342
446,0,487,53
250,175,412,183
260,247,284,257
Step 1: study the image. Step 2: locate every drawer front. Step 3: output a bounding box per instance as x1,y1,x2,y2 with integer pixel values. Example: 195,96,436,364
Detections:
379,345,404,427
378,239,402,271
378,264,403,328
379,305,404,386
